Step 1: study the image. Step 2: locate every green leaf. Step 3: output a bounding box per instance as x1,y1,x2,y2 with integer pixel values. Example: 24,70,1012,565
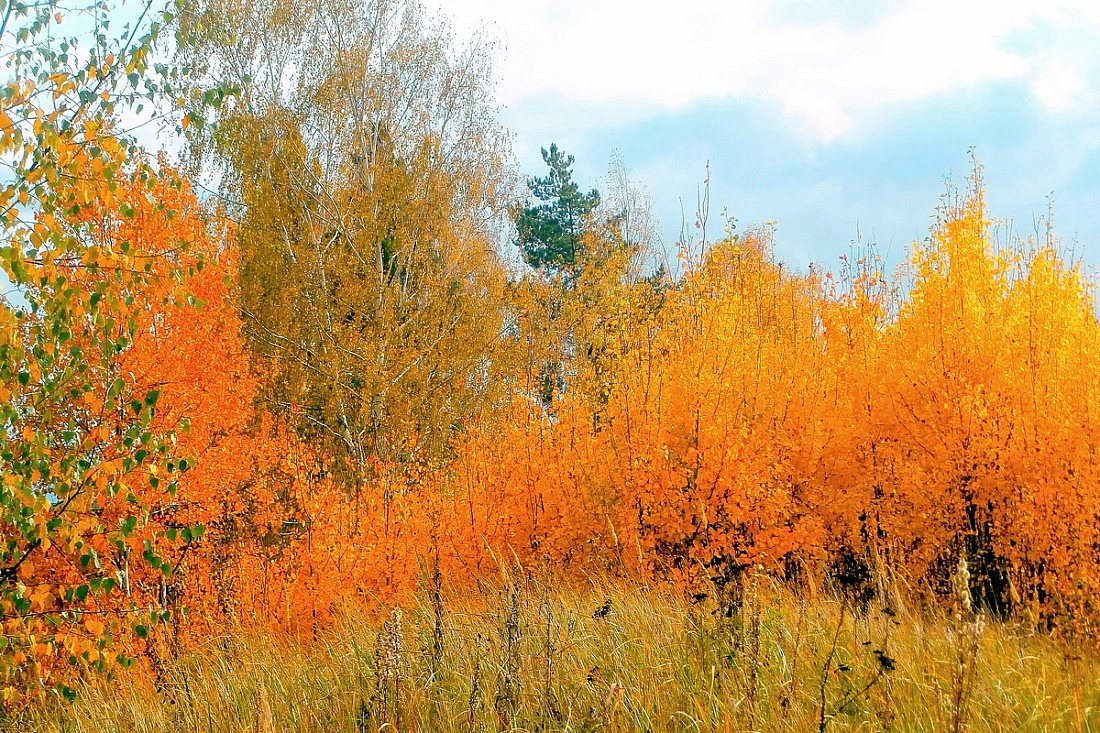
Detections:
119,515,137,536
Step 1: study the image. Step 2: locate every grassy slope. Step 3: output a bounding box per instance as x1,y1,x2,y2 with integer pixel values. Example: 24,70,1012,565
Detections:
23,576,1100,733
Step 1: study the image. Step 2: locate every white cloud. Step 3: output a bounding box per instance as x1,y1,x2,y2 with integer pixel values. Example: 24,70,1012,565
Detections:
1031,55,1090,113
428,0,1100,139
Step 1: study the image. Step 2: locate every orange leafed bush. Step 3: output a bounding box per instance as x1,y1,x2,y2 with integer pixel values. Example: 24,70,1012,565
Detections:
116,165,1100,645
8,157,1100,706
420,168,1100,634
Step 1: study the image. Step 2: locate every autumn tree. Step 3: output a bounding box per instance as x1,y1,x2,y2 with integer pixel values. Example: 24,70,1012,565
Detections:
512,149,663,408
0,0,209,705
178,0,518,481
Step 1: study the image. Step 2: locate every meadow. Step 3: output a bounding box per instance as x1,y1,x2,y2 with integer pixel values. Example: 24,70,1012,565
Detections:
22,574,1100,732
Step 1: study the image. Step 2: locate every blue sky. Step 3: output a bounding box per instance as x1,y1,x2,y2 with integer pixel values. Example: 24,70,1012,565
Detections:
430,0,1100,272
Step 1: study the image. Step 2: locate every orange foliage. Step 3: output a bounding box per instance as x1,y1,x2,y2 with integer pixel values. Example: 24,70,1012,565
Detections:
413,169,1100,635
12,159,1100,704
123,164,1100,648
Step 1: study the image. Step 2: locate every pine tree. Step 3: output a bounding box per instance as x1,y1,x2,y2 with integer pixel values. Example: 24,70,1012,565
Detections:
513,144,601,278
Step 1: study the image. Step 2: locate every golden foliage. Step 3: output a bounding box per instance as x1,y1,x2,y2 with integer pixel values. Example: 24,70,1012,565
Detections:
7,0,1100,711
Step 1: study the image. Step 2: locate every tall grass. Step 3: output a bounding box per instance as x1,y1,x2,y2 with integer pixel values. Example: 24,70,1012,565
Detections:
21,573,1100,733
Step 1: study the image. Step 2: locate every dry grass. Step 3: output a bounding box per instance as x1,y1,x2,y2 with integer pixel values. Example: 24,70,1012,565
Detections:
18,572,1100,733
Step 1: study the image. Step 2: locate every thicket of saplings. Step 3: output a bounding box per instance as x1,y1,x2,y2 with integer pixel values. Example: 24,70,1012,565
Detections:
2,0,1099,730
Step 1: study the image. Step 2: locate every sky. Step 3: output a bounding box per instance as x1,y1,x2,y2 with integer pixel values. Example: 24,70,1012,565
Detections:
427,0,1100,272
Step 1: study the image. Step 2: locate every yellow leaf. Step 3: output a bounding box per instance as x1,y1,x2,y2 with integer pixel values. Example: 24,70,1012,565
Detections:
30,586,51,611
82,392,103,412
